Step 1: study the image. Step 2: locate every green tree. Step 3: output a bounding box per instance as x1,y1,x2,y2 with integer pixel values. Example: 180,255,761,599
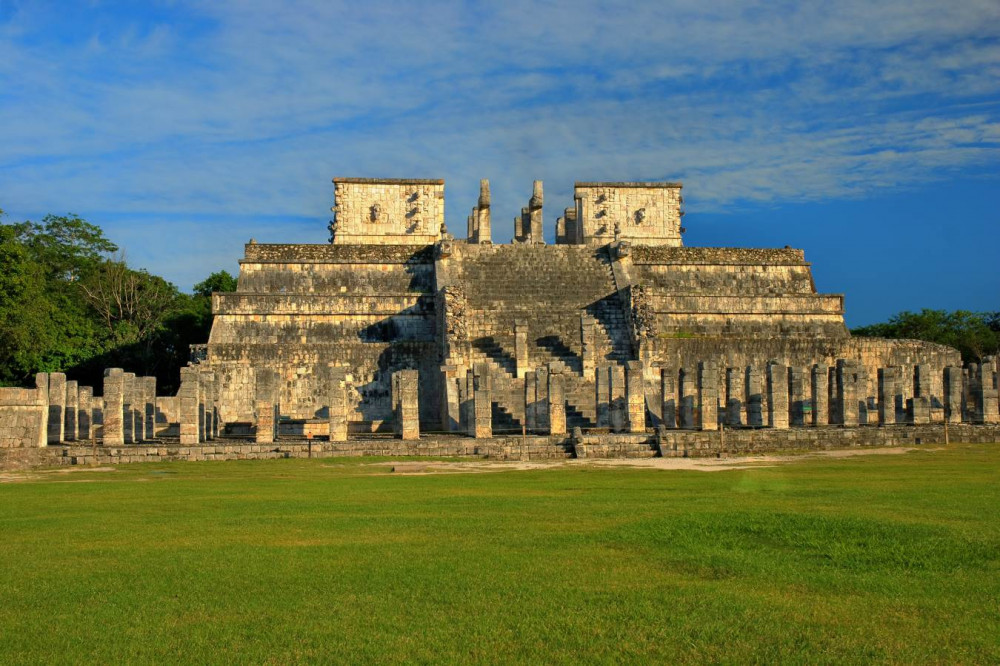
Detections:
194,270,238,297
852,309,1000,364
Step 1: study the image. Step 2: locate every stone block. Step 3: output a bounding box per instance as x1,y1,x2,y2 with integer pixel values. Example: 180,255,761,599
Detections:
747,365,764,427
660,367,676,429
596,366,611,428
179,366,202,445
836,359,860,427
47,372,66,444
698,361,718,431
328,366,349,442
472,370,492,439
394,369,420,440
440,365,462,433
810,365,828,427
944,366,962,424
626,361,646,433
789,367,805,426
878,367,897,426
64,380,78,441
725,367,743,427
610,365,627,432
535,367,550,433
102,369,125,446
548,363,566,436
525,370,537,432
767,362,789,429
514,321,529,379
143,376,157,440
78,386,93,441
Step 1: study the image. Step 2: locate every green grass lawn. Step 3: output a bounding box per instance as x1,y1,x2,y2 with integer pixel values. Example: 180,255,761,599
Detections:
1,446,999,664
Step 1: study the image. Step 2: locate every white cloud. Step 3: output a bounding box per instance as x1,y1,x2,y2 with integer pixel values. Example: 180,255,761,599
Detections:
1,0,999,285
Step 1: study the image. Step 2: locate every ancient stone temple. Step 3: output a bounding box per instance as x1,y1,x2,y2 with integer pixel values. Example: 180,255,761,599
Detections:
6,175,997,466
201,177,964,437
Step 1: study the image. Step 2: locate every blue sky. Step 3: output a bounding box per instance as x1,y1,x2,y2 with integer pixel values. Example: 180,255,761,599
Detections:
1,0,998,326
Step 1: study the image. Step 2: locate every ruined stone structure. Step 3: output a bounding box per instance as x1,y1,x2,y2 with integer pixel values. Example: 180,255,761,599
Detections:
2,177,997,466
200,177,967,439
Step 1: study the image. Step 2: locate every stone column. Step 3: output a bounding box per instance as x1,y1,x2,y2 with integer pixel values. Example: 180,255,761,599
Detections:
767,363,789,429
914,364,932,400
660,367,676,429
789,367,805,426
47,372,66,444
698,361,718,431
469,179,492,244
143,376,157,440
535,366,550,433
78,386,93,441
179,366,202,445
610,364,627,432
746,365,764,427
514,320,529,379
327,367,348,442
102,369,125,446
64,380,78,441
909,396,930,424
253,367,278,444
580,316,596,377
463,369,475,437
836,359,860,426
944,366,963,424
878,368,897,426
393,369,420,440
596,365,611,428
525,370,537,432
725,367,743,427
529,180,544,242
678,366,697,429
472,366,492,439
625,361,646,433
810,365,829,426
199,370,215,442
440,365,462,432
548,362,567,435
975,360,999,424
122,373,137,443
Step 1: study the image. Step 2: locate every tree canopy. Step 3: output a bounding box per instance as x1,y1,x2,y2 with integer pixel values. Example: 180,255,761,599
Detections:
851,309,1000,364
0,210,235,392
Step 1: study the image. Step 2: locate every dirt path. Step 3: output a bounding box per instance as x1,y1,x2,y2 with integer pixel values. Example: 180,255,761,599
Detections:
379,446,935,475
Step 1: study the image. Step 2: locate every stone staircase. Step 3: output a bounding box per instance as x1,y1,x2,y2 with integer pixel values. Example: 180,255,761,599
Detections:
456,244,635,433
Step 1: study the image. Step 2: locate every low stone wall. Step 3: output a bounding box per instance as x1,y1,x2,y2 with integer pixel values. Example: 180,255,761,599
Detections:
3,425,997,470
49,435,573,466
0,385,47,449
656,423,1000,457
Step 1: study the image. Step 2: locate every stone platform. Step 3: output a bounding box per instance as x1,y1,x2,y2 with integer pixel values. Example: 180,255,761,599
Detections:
4,424,995,471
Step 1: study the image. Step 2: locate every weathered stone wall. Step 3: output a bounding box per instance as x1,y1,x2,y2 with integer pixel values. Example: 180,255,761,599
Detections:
0,381,47,449
447,243,631,372
208,243,441,428
575,182,683,246
628,246,848,339
5,425,996,471
330,178,445,245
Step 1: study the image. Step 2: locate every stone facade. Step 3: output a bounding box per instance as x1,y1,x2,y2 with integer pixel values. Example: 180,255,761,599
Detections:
574,182,683,246
330,178,445,246
2,177,992,462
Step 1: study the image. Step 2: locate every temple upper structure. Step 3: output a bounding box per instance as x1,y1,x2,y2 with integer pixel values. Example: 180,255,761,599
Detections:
329,177,446,245
572,181,684,246
205,176,962,435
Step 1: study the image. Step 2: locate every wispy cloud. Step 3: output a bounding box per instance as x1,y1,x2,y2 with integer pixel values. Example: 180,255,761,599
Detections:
1,0,999,290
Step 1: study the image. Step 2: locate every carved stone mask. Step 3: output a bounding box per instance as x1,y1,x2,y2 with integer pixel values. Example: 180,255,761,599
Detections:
369,203,383,223
634,208,646,225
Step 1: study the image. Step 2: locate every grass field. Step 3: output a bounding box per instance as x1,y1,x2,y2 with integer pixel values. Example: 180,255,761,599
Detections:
1,445,999,664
